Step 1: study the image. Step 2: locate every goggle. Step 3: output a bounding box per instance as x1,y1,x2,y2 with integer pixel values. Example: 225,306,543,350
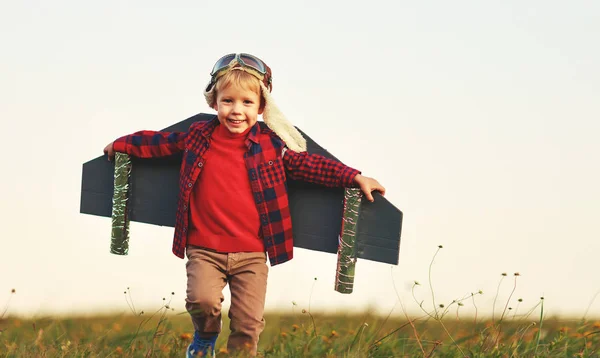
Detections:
206,53,272,92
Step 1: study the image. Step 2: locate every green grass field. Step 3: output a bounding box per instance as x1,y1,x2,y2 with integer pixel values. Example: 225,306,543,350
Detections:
2,308,599,357
3,247,599,356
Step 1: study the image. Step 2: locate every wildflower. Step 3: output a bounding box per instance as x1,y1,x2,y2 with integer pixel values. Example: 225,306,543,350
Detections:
458,302,464,306
478,290,483,294
171,292,175,295
321,335,330,343
292,324,300,332
112,323,122,332
314,277,318,281
280,332,288,338
514,272,520,276
518,298,523,302
331,330,339,337
592,322,600,329
115,346,123,354
438,245,443,249
439,304,445,308
540,297,544,300
414,281,420,286
502,273,507,276
11,289,15,294
180,333,192,341
292,301,297,306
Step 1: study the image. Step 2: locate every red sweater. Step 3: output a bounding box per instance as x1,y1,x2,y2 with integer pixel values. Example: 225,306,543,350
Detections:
187,124,264,252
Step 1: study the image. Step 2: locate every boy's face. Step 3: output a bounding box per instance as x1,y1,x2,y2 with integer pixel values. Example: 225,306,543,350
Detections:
213,84,264,134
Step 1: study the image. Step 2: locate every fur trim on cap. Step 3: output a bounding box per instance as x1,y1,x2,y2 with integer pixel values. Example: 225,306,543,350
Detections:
203,71,307,153
259,82,307,153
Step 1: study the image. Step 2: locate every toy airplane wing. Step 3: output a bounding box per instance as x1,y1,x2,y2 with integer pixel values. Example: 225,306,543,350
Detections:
80,113,402,265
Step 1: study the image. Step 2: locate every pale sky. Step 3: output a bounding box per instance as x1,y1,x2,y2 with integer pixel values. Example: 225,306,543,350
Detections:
1,1,599,320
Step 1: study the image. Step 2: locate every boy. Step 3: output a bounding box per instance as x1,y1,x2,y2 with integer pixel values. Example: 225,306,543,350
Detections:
103,53,385,356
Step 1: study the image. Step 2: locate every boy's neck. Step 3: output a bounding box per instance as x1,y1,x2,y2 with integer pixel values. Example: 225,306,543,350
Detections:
216,122,252,139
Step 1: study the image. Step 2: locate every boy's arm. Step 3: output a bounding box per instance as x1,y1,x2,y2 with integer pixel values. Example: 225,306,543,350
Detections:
282,148,386,202
282,148,360,188
108,130,188,159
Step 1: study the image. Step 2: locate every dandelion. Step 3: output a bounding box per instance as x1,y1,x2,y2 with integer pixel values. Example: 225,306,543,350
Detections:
292,324,299,331
280,332,288,338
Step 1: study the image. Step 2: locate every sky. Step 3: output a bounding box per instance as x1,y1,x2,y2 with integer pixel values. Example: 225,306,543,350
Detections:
1,1,599,320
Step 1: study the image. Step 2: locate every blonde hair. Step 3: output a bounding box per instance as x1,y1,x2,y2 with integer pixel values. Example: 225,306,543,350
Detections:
209,69,264,108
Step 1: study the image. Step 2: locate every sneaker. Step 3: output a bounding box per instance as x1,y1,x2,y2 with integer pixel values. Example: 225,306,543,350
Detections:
186,331,217,357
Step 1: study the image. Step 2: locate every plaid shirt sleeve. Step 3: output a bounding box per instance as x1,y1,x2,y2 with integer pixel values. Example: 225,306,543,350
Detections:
113,130,188,158
282,148,361,188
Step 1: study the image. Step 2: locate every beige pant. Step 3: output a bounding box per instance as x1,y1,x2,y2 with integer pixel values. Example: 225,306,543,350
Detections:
185,246,268,355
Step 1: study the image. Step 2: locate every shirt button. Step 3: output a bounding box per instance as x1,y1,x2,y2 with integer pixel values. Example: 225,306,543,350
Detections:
198,162,203,168
188,182,193,188
268,161,273,165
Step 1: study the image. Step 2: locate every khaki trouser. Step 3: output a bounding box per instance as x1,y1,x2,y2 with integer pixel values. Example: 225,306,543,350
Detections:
185,246,268,355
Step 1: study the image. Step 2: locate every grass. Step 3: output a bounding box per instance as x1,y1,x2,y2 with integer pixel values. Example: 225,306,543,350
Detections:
2,246,600,357
2,312,600,357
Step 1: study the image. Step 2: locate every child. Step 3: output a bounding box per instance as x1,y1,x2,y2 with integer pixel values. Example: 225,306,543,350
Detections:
103,53,385,356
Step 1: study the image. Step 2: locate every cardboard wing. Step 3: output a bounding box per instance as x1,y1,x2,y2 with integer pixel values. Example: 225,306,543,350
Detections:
80,113,402,264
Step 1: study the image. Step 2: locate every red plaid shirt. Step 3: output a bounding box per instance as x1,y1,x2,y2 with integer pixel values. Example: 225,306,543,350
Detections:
113,118,360,266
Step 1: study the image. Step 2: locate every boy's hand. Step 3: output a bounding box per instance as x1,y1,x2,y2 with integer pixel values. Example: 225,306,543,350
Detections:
354,174,386,202
103,142,115,161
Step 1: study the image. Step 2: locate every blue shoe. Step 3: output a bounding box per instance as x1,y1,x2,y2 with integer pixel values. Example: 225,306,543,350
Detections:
186,331,217,357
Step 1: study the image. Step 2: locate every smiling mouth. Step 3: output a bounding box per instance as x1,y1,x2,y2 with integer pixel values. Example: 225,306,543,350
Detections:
227,119,245,124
